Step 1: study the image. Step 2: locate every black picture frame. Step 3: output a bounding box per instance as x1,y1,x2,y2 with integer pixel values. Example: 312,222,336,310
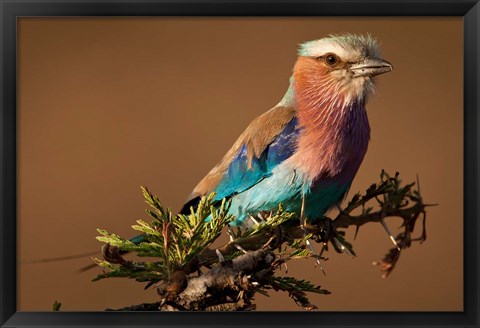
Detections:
1,0,478,327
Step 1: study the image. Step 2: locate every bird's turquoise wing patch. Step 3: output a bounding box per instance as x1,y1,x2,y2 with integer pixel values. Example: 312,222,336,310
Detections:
214,117,300,201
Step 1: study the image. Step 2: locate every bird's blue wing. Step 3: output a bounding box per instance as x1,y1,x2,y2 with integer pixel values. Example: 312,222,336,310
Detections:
213,117,300,200
180,105,297,214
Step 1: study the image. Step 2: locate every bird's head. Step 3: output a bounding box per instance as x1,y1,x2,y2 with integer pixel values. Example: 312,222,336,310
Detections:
293,34,392,106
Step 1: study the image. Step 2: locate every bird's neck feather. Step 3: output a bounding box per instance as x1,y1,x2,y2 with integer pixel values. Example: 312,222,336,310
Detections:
290,57,371,183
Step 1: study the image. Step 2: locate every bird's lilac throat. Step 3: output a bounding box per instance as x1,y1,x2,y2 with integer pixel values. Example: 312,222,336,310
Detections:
290,77,371,186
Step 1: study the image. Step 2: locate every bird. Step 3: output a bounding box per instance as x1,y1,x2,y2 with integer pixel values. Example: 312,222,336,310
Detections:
80,34,392,271
33,34,394,272
179,34,393,227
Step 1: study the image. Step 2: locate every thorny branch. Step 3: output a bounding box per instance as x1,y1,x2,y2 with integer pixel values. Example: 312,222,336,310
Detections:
197,171,431,278
93,171,432,311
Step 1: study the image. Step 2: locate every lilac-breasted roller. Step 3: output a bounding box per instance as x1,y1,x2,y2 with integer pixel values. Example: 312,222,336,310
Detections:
179,34,393,227
75,34,393,271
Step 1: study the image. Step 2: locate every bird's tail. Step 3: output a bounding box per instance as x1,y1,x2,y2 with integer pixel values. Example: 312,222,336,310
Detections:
179,196,201,215
179,196,224,215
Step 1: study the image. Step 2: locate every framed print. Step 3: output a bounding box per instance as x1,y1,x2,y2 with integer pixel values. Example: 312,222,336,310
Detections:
1,0,479,327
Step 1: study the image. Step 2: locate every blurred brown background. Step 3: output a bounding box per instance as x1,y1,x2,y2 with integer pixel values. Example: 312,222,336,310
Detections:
17,17,463,311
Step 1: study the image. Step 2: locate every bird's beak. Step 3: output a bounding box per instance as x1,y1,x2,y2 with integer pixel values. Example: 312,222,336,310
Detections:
349,58,393,78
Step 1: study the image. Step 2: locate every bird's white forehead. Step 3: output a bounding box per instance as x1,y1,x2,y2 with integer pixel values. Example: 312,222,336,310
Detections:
298,34,381,62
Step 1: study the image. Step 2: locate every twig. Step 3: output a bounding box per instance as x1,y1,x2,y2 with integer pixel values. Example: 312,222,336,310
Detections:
172,249,275,310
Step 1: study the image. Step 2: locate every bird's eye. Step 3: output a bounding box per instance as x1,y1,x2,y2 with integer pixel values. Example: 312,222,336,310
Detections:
324,53,339,66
